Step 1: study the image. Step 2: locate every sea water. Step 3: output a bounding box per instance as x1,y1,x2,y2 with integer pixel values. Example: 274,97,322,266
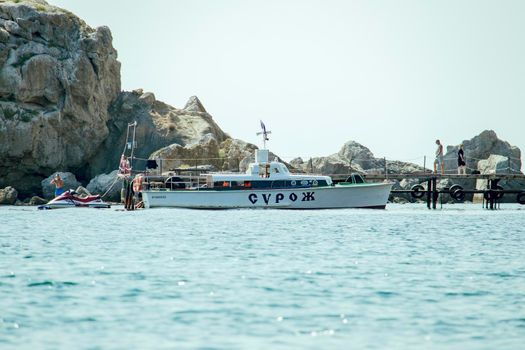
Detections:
0,204,524,349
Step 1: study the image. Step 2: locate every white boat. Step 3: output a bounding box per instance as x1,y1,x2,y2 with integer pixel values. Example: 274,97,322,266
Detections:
140,149,393,209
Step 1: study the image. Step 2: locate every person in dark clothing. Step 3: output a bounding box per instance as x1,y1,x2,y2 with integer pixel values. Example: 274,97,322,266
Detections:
457,144,466,174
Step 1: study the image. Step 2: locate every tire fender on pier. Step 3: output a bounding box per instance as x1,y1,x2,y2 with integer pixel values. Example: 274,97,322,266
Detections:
449,185,464,202
452,188,465,202
411,184,425,199
517,192,525,205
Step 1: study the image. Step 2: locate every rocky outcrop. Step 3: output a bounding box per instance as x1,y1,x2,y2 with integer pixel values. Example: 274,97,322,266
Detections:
87,90,228,177
86,170,121,202
0,0,121,196
41,171,80,198
0,186,18,204
149,136,266,173
393,131,522,203
149,134,221,172
444,130,521,173
29,195,46,205
293,140,424,175
473,154,525,203
183,95,206,113
219,138,258,171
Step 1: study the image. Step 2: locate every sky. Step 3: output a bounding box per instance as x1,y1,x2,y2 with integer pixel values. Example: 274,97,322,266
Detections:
49,0,525,166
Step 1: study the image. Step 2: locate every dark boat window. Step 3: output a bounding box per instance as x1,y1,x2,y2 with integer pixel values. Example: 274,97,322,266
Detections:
272,181,286,188
166,177,186,189
251,181,272,189
353,175,365,184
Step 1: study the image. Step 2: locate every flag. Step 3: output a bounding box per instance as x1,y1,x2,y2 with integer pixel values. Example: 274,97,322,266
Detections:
260,120,266,134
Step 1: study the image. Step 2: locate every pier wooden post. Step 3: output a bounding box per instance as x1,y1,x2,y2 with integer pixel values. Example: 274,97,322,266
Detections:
432,177,438,209
426,178,432,209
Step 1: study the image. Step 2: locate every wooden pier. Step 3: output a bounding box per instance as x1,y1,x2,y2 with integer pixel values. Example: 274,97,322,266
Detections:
331,173,525,210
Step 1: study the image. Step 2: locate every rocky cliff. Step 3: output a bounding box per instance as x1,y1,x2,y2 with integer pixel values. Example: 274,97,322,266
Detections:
0,0,229,197
0,0,120,195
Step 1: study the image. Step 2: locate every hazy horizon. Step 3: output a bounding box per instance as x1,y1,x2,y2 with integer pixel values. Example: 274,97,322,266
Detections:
49,0,525,169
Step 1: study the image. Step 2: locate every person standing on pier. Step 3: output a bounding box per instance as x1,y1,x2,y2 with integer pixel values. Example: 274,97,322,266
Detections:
457,144,466,175
434,140,444,175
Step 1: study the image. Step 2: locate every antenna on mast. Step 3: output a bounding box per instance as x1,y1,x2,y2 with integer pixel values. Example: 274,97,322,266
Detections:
256,120,271,149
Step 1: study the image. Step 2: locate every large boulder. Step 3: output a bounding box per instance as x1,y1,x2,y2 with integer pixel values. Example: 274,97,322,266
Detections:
0,0,121,196
474,155,525,203
337,141,382,170
41,172,80,198
88,92,228,177
29,196,47,205
477,155,511,174
149,134,222,172
219,138,258,171
444,130,521,173
86,170,122,202
0,186,18,205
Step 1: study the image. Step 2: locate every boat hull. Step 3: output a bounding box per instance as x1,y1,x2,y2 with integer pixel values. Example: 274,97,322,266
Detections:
141,183,393,209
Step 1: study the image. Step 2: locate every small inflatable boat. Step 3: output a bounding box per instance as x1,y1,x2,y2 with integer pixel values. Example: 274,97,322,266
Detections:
38,190,111,210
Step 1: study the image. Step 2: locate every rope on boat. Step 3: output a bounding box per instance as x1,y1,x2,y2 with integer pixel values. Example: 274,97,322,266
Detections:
100,175,120,199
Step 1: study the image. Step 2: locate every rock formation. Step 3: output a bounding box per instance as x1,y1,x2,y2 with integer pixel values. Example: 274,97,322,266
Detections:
0,1,230,198
86,169,121,202
87,90,228,178
0,0,120,196
394,131,523,203
1,2,523,206
443,130,521,174
29,195,46,205
292,141,425,175
0,185,17,204
473,154,525,203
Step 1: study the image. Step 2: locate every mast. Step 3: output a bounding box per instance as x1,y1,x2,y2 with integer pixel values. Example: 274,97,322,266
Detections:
256,120,271,149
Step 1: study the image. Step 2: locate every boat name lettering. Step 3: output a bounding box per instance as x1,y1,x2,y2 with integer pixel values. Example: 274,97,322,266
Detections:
151,195,166,199
248,192,315,205
302,192,315,201
262,193,272,204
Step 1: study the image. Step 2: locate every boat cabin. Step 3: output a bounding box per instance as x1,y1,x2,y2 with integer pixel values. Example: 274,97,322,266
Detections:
208,150,332,190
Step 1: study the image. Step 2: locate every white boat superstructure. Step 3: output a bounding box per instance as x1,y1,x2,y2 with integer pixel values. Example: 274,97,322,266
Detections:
140,149,393,209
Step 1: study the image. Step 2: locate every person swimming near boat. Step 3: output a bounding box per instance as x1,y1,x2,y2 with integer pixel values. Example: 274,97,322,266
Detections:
50,173,65,197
